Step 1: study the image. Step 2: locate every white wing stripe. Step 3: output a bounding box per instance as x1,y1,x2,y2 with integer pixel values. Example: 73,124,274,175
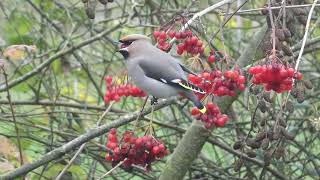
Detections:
160,78,167,83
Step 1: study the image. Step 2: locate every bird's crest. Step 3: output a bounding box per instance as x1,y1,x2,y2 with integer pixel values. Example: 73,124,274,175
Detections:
119,34,151,43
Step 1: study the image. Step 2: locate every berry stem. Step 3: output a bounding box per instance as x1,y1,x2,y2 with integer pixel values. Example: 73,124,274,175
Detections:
168,0,233,45
267,0,276,57
98,158,127,180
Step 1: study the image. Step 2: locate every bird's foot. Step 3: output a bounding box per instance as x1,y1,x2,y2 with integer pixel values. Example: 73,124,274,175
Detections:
151,96,158,105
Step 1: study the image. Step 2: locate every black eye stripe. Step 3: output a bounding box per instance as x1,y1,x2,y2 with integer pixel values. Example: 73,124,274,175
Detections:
124,41,133,45
119,39,135,45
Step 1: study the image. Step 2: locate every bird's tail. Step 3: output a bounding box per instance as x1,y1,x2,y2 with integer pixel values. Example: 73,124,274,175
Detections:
184,91,206,114
194,100,207,114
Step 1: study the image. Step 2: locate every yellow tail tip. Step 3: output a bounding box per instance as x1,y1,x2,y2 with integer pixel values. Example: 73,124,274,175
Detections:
199,106,207,114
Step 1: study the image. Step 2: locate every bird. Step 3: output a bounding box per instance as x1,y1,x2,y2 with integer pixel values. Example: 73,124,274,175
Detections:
117,34,207,113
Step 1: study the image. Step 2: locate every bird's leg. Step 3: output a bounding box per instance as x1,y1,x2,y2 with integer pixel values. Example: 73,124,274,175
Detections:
145,96,157,135
133,96,149,131
151,96,158,105
146,105,154,136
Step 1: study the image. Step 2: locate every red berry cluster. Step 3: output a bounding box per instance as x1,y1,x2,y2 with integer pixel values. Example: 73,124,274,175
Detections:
176,35,204,55
104,76,147,103
191,102,229,129
105,128,169,170
153,30,204,55
153,31,171,51
188,69,246,98
248,63,302,93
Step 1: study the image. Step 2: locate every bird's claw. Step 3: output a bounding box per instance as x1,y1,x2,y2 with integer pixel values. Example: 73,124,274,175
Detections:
151,96,158,105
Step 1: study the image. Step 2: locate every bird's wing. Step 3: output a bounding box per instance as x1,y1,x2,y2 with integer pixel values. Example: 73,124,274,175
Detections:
138,59,206,94
171,57,197,76
179,63,197,76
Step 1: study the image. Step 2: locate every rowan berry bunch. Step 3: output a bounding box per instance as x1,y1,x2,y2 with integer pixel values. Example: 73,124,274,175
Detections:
105,128,169,171
248,63,302,93
153,31,171,51
176,34,204,56
153,30,204,56
104,76,147,103
191,102,229,129
188,69,246,98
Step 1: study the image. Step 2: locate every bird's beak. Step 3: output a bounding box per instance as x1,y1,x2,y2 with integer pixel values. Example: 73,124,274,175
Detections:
109,39,120,44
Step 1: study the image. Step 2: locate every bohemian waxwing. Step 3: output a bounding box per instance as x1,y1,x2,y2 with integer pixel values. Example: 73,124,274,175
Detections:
117,34,206,113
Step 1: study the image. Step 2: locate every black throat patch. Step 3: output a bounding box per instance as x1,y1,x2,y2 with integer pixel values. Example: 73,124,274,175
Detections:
119,49,129,59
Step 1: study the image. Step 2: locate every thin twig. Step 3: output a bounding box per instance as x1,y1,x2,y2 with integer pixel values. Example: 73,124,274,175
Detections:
97,158,127,180
0,100,125,113
225,4,320,15
268,0,276,57
169,0,233,45
1,67,24,167
55,102,115,180
55,143,86,180
283,0,319,106
294,0,319,71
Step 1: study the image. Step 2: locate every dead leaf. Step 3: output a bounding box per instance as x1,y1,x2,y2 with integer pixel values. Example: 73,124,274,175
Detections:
0,162,15,173
3,44,37,61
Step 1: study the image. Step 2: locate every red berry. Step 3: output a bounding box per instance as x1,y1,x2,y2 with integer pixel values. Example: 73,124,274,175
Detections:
181,32,187,39
191,107,200,115
177,48,184,55
215,115,228,127
208,55,216,63
287,68,295,77
295,72,303,80
188,74,202,84
202,72,211,80
206,102,215,110
238,84,246,91
279,68,288,78
153,31,160,39
105,154,112,161
224,70,234,79
237,76,246,84
186,30,193,37
159,31,166,39
152,146,160,155
107,142,117,149
110,128,117,135
199,47,204,54
190,36,198,45
196,40,203,47
168,31,175,38
113,147,120,154
135,138,143,147
108,134,117,142
175,32,182,39
158,144,165,151
204,123,213,129
105,76,113,85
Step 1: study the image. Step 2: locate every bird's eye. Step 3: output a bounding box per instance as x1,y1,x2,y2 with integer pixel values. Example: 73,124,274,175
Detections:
120,41,133,48
124,41,133,45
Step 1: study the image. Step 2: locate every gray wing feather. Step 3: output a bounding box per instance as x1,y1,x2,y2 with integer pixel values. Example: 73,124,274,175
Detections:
138,48,187,82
